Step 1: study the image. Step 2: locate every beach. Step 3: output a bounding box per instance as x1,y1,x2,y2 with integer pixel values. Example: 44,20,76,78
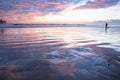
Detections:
0,26,120,80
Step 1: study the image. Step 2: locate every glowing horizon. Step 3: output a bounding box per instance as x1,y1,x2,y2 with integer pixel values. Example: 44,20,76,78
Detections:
0,0,120,24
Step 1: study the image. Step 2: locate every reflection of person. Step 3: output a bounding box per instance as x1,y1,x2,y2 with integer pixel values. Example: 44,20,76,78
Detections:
0,28,4,34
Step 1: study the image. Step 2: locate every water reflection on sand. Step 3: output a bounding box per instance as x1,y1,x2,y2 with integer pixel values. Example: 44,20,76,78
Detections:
0,27,120,80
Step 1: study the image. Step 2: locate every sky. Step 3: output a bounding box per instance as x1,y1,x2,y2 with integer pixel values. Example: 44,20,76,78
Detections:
0,0,120,24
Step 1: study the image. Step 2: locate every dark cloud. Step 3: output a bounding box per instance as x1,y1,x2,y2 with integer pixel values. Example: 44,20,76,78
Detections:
78,0,120,9
47,0,58,2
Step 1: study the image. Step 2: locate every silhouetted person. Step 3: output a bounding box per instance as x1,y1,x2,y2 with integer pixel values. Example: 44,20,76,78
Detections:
3,21,6,24
0,19,6,24
0,19,3,24
105,23,108,27
105,22,108,33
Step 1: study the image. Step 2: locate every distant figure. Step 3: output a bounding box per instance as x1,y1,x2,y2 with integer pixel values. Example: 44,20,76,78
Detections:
105,22,108,33
105,23,108,28
0,19,6,24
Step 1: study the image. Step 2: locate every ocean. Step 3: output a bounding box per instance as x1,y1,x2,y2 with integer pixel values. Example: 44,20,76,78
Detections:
0,25,120,80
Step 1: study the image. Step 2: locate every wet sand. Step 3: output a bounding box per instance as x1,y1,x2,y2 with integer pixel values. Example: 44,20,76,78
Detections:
0,27,120,80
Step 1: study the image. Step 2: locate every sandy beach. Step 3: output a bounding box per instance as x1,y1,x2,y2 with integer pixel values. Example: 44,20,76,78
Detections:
0,26,120,80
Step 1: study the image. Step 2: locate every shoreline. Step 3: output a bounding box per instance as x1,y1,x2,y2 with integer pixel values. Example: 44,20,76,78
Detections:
0,24,120,28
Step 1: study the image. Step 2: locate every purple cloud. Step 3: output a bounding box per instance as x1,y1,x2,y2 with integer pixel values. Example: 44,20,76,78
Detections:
0,0,119,15
0,0,120,23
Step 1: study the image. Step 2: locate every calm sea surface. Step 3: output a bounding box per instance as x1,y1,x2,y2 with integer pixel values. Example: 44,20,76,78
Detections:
0,26,120,80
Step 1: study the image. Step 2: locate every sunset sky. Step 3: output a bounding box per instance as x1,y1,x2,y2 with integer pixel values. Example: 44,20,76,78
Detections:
0,0,120,24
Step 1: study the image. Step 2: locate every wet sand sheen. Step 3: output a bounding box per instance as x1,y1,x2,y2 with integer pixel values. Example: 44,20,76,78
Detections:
0,27,120,80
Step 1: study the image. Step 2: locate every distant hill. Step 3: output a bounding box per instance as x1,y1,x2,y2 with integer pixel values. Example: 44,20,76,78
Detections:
87,19,120,26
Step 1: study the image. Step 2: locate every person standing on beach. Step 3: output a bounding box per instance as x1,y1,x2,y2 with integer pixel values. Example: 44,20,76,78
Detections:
105,23,108,27
105,22,108,33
